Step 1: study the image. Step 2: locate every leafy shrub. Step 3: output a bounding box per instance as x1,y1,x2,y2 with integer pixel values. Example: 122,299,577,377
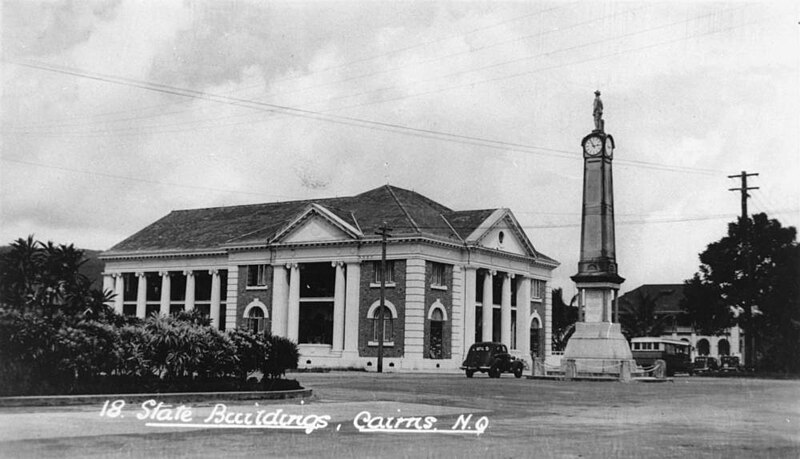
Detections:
228,328,271,380
265,334,299,379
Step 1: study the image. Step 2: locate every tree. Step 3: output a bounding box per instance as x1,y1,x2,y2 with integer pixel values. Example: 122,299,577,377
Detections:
0,235,112,318
682,213,800,372
551,288,578,352
618,288,674,340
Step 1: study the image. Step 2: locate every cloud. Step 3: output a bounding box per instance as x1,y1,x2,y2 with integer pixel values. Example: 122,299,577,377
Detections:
2,0,122,57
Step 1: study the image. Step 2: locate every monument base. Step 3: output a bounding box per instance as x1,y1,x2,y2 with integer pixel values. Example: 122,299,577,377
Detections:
562,322,636,380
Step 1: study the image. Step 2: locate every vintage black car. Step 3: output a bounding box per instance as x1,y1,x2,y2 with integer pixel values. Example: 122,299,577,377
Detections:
719,355,741,372
693,356,720,374
461,342,524,378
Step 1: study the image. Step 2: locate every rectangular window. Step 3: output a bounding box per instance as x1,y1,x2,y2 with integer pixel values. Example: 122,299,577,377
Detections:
246,265,268,287
373,261,395,284
372,317,394,343
431,262,446,287
531,279,545,300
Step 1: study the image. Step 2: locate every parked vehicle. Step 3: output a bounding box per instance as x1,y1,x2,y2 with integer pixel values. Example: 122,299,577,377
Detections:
693,356,720,374
719,355,741,372
630,337,693,376
461,342,524,378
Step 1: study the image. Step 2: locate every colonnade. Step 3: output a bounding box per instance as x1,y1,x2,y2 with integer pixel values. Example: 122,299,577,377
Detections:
463,268,537,354
103,270,224,327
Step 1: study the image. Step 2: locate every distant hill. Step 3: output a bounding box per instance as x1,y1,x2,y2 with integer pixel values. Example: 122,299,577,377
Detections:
0,246,105,289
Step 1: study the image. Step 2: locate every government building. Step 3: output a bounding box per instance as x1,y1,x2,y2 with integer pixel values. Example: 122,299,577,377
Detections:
100,185,559,371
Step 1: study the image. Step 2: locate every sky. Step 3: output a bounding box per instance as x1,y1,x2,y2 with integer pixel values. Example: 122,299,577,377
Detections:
2,0,798,297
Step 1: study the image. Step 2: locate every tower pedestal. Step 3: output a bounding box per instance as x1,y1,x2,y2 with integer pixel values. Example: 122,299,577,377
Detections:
562,322,636,379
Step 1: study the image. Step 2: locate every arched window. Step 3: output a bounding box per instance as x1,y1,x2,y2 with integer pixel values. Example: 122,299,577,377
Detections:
367,301,397,345
697,338,710,356
429,307,444,359
718,339,730,356
530,316,542,358
243,299,268,334
247,307,265,333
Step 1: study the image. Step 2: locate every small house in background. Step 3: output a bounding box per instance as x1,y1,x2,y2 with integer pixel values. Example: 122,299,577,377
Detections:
618,284,744,363
100,185,559,371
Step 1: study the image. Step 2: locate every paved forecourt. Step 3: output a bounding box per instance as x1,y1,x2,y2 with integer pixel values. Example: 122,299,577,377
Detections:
0,372,798,458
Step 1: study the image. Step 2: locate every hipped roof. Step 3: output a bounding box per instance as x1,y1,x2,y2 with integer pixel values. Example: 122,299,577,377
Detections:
105,185,557,265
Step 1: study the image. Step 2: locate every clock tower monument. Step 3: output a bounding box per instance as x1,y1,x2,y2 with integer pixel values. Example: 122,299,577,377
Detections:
562,91,636,379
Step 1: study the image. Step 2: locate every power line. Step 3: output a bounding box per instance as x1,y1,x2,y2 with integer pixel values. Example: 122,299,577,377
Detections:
5,4,571,131
5,3,728,137
2,60,709,174
2,58,727,176
6,153,791,229
0,157,298,200
0,5,769,191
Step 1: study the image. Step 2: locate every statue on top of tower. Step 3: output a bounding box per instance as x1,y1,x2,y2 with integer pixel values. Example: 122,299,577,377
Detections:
593,90,604,132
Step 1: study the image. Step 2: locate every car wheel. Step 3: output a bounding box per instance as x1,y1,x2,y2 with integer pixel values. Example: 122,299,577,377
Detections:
513,365,523,378
466,370,475,378
489,362,501,378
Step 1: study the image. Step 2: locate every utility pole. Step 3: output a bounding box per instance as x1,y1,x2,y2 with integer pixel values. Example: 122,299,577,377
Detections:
728,171,759,369
375,223,392,373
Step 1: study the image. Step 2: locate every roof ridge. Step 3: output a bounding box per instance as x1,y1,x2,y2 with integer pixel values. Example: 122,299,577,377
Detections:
440,214,464,243
385,185,420,233
169,194,354,214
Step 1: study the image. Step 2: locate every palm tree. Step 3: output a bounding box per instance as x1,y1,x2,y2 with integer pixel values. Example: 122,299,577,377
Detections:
0,235,44,308
619,289,675,339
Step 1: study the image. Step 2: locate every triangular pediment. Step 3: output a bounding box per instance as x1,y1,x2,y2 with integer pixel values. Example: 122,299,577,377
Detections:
465,209,538,257
271,204,363,244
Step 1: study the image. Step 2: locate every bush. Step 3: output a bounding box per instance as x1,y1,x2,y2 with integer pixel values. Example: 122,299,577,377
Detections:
0,236,304,395
228,328,271,380
265,334,299,379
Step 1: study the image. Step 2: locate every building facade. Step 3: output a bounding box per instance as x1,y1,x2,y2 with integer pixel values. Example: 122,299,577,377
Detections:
100,185,559,371
618,284,744,363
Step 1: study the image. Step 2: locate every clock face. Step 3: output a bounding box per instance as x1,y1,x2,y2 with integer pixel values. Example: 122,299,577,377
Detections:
604,137,614,158
584,136,602,156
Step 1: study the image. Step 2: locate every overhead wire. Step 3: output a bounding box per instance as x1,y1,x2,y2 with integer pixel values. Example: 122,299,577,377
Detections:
5,3,572,131
0,8,763,179
5,3,730,138
0,4,779,207
4,58,726,177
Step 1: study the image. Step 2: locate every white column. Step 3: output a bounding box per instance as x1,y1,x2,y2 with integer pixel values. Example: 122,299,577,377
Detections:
482,270,494,342
102,274,114,308
287,263,300,342
343,262,361,356
332,262,346,352
184,271,195,311
451,265,465,362
731,326,741,356
517,277,531,355
135,272,147,318
159,271,171,315
114,274,124,314
271,265,288,336
464,267,477,351
225,264,239,331
544,282,553,357
210,269,221,328
501,273,512,347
